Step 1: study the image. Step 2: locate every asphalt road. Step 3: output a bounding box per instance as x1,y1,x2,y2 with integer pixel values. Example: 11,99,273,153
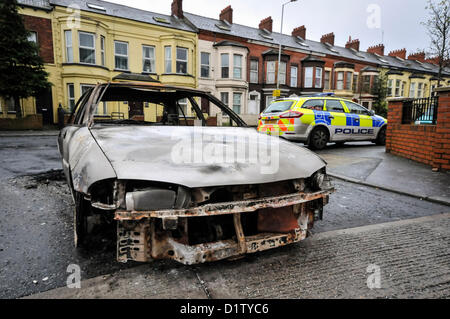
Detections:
0,136,448,298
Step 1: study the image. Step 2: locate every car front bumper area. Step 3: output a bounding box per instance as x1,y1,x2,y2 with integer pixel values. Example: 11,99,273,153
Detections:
115,188,334,265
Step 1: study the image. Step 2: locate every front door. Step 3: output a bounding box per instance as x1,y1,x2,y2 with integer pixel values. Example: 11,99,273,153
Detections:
128,101,144,120
35,88,53,125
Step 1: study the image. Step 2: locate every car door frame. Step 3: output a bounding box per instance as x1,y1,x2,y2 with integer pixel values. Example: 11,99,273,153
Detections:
342,100,377,141
323,99,348,142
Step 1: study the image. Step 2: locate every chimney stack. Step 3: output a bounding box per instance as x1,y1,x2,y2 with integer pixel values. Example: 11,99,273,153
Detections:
259,17,273,33
425,56,440,65
320,32,335,46
367,44,385,56
219,5,233,24
171,0,183,18
292,25,306,39
388,49,406,59
345,37,360,51
408,52,426,63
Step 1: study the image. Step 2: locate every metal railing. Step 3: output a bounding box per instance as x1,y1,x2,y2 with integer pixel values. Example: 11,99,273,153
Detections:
402,96,439,125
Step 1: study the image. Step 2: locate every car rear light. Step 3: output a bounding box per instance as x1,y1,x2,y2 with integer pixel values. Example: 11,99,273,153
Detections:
279,111,303,118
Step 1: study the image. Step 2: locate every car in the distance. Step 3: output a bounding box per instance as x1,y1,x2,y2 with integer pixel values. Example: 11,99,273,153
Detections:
257,95,387,150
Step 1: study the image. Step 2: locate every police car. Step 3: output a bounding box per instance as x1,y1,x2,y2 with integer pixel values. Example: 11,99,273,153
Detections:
257,94,387,150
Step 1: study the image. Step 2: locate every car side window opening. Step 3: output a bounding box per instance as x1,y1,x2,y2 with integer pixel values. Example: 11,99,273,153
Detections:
344,101,370,115
325,100,345,113
82,86,245,128
301,99,324,111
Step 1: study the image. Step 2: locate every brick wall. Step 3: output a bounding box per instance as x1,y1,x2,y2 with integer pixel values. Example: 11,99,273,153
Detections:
386,87,450,171
21,14,54,64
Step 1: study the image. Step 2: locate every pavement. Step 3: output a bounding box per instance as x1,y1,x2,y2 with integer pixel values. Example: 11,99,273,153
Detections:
25,213,450,299
312,142,450,206
0,130,59,137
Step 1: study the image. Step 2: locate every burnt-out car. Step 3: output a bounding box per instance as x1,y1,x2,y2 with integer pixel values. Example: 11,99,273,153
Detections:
58,82,334,265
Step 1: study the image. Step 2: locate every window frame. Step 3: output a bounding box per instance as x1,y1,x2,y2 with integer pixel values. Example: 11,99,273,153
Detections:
176,47,188,74
78,31,96,65
64,30,73,63
114,40,129,71
315,67,323,88
266,61,276,84
409,82,416,98
250,59,259,83
325,99,345,113
67,83,75,111
279,61,287,85
232,92,242,114
165,46,172,73
221,53,229,79
142,45,156,73
336,71,344,90
345,71,352,90
290,65,298,87
200,52,210,78
233,54,243,79
304,67,313,88
324,70,331,90
100,35,105,66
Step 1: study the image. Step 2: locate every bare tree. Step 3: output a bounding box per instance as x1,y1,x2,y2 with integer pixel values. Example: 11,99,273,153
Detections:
424,0,450,87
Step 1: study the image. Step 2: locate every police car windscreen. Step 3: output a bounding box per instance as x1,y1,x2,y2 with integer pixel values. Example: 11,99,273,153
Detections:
264,101,294,114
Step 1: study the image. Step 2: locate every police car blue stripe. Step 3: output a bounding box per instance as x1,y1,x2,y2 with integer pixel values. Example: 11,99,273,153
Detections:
314,111,331,125
345,114,360,127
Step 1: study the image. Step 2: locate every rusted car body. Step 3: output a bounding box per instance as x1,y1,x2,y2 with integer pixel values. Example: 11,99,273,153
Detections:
58,82,334,264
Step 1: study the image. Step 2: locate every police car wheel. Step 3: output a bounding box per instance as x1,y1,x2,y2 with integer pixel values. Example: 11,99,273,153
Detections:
309,127,329,150
375,126,386,145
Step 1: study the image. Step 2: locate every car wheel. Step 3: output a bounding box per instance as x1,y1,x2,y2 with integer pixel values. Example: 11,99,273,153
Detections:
375,126,386,146
74,192,90,248
308,127,329,150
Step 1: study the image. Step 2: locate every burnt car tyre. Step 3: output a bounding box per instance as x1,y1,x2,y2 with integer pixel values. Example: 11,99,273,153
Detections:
308,127,329,150
74,192,90,248
375,126,386,146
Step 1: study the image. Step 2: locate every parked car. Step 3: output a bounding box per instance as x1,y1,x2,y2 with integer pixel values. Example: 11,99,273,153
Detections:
58,82,334,265
257,96,387,150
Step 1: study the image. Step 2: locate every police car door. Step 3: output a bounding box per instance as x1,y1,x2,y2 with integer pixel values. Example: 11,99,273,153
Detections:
342,101,376,140
324,99,347,142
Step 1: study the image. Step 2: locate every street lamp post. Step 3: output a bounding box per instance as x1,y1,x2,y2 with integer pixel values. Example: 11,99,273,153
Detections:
277,0,297,91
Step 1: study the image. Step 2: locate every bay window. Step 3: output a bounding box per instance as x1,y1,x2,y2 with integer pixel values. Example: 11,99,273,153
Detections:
176,47,188,74
315,67,323,88
233,93,242,114
304,67,313,88
336,72,344,90
345,72,352,90
409,83,416,98
221,53,229,78
165,46,172,73
64,30,73,63
79,31,95,64
233,54,242,79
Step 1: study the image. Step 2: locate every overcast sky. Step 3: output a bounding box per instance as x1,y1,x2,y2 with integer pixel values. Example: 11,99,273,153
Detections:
107,0,432,55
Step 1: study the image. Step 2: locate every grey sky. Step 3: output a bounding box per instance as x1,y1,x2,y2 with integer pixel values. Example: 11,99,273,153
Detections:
107,0,432,55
